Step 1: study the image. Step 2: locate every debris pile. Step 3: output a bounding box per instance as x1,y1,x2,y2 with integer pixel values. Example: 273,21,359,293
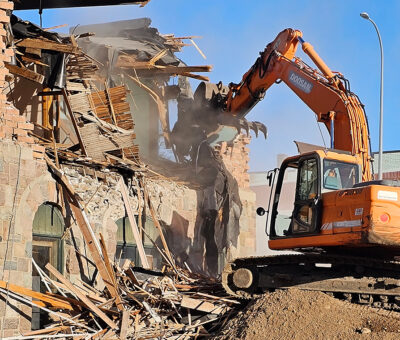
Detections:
2,248,238,338
213,289,400,340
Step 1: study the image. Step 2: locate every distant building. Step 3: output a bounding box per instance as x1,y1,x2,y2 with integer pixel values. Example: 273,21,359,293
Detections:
372,150,400,180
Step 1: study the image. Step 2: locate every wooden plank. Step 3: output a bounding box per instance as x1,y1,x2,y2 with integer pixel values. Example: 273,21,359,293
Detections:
61,88,87,156
0,280,75,311
5,63,44,84
119,310,129,339
117,177,150,269
0,287,95,332
141,178,175,268
45,263,118,330
99,233,117,286
17,38,79,54
180,295,224,315
104,82,118,126
21,55,49,67
22,326,70,337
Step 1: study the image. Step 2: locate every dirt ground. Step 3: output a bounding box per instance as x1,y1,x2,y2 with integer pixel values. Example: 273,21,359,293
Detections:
212,289,400,340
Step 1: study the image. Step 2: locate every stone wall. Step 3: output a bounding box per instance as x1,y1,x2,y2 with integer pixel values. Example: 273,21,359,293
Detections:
0,139,49,337
216,134,251,189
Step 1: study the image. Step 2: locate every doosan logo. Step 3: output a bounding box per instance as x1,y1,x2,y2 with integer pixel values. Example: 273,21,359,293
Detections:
288,71,313,94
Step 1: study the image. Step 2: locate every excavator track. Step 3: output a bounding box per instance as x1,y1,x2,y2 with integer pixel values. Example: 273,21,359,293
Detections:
222,254,400,310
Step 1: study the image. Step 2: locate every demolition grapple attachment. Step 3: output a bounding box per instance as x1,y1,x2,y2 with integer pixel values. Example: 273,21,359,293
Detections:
191,81,267,145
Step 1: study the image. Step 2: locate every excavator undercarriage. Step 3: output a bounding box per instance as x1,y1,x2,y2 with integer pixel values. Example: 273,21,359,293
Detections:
222,253,400,310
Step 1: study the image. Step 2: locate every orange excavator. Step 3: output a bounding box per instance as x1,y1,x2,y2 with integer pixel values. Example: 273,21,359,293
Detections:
190,29,400,309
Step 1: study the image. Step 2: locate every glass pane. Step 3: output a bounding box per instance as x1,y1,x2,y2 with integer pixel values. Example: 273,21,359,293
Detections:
275,166,297,236
115,245,137,265
297,159,318,201
323,160,359,191
144,217,157,246
292,205,314,232
33,203,64,237
116,217,136,245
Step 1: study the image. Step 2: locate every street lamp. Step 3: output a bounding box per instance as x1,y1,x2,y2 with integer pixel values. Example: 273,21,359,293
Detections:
360,12,384,180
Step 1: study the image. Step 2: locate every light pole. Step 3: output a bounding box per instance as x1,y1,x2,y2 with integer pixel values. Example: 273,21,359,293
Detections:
360,12,384,180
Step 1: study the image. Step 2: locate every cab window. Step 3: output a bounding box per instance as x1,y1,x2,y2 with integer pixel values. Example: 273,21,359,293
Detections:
297,159,318,201
323,160,359,192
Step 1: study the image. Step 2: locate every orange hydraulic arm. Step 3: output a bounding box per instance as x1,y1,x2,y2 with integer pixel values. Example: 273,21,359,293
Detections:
224,29,372,181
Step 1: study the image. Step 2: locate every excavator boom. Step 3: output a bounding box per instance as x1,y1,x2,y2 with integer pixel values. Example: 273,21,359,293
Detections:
193,28,372,181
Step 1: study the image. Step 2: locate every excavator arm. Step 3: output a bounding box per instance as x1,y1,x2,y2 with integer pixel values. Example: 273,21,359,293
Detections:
187,28,372,181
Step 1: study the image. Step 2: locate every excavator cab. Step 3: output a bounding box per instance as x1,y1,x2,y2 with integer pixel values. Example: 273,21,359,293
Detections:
265,150,361,242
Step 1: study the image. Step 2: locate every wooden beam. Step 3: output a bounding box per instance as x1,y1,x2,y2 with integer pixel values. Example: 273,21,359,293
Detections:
21,55,49,67
16,38,79,54
5,63,44,84
45,263,118,330
0,287,95,332
141,178,175,268
117,177,150,269
45,156,124,312
98,233,123,311
61,88,87,156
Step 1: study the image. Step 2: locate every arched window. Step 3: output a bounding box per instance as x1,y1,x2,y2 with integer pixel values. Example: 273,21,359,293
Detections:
115,215,163,270
32,202,64,330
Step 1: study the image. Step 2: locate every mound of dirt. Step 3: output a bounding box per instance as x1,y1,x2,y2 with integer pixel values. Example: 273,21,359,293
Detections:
213,289,400,340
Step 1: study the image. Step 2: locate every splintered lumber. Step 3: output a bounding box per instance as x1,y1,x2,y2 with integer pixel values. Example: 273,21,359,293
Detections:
5,63,44,84
45,263,118,330
117,177,150,269
16,38,79,54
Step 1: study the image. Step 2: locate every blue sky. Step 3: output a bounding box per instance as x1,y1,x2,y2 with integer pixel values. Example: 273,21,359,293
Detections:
16,0,400,171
